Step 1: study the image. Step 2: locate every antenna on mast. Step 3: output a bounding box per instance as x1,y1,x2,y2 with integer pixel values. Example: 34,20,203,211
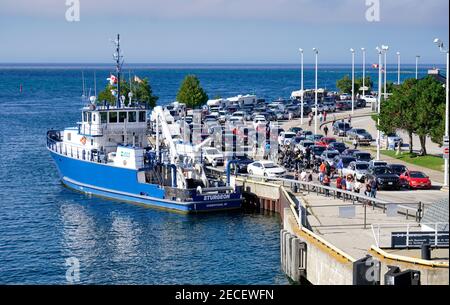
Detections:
81,71,86,100
112,34,124,107
94,71,97,97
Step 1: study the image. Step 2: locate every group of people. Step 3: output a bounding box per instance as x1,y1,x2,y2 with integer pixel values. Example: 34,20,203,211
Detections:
308,110,329,127
335,174,379,198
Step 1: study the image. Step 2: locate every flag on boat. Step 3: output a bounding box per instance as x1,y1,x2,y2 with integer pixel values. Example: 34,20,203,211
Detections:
134,76,143,83
107,74,118,85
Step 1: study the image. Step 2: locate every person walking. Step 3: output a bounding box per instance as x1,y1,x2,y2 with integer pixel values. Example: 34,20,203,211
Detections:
336,175,343,198
370,178,378,198
323,125,329,137
319,112,323,123
336,158,344,177
323,111,327,122
348,114,352,124
352,138,358,150
323,174,331,196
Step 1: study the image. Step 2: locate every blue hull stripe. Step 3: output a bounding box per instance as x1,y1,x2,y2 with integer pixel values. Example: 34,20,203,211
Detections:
49,149,242,213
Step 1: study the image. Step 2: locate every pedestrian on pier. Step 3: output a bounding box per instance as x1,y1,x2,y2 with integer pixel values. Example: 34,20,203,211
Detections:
323,111,327,122
370,179,378,198
323,125,329,137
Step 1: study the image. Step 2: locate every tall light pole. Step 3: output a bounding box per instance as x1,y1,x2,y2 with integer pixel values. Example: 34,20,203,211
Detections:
299,48,304,125
396,51,401,85
350,48,355,114
361,48,366,97
376,46,383,160
382,45,389,99
313,48,319,135
434,38,449,187
415,55,420,79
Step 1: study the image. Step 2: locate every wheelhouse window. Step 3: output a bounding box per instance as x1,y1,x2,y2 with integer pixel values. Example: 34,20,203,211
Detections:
87,112,92,122
139,111,146,122
128,111,137,123
83,111,88,122
109,112,118,123
100,112,107,124
119,112,127,123
67,133,71,141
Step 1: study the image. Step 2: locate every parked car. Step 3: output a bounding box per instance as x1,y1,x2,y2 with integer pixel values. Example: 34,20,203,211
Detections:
253,117,267,129
315,137,337,148
323,100,337,112
368,160,388,169
289,127,303,134
366,167,401,190
302,130,313,137
336,101,351,111
306,134,324,142
381,132,403,150
340,93,351,100
278,132,297,146
328,142,348,153
353,151,372,162
333,156,357,169
227,155,254,173
247,161,286,178
342,161,370,182
347,128,373,145
342,149,360,156
298,140,315,154
361,95,377,104
399,171,432,189
311,145,327,159
202,147,224,167
320,150,341,167
356,99,367,108
387,164,408,176
332,122,352,137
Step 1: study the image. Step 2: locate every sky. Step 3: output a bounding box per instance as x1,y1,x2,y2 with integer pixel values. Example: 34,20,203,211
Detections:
0,0,448,64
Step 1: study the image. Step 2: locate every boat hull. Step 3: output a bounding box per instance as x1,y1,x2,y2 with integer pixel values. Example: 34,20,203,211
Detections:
49,150,242,213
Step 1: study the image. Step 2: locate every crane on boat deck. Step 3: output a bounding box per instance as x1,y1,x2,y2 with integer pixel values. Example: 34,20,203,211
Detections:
151,106,211,189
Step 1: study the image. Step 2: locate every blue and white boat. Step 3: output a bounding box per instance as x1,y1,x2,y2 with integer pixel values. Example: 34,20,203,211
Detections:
47,35,242,213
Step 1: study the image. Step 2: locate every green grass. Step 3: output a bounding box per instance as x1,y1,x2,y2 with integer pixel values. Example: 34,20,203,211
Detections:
381,150,445,172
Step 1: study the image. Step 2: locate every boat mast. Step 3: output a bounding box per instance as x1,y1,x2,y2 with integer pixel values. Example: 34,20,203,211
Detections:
113,34,123,107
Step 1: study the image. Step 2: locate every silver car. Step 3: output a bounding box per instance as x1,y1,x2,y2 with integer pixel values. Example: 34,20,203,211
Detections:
342,161,370,182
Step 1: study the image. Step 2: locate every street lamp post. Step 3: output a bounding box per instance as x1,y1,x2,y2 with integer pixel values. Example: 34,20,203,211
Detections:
396,52,401,85
382,45,389,99
299,48,304,125
376,47,383,160
434,38,449,187
415,55,420,79
362,48,366,97
313,48,319,135
351,48,355,114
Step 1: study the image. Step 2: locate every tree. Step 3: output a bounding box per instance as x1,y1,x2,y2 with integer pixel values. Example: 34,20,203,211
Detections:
337,75,373,94
336,75,352,94
98,76,158,108
176,75,209,108
412,76,446,155
373,76,445,156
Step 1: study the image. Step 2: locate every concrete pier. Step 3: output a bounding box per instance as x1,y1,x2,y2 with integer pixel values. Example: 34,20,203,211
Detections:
236,176,449,285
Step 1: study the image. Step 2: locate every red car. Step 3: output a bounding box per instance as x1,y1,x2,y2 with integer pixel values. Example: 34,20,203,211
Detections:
315,137,337,148
400,171,432,189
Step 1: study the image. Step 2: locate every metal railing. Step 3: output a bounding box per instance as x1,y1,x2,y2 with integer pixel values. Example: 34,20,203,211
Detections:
371,222,450,248
235,173,423,228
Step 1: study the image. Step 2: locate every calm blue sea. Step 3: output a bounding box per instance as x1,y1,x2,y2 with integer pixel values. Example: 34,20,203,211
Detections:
0,64,435,284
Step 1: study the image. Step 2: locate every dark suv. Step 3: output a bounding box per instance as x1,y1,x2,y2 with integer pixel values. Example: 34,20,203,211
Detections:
366,166,401,190
332,122,352,137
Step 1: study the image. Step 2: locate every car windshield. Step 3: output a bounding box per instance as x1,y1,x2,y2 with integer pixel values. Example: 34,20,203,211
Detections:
390,165,406,173
333,143,346,148
327,152,340,158
342,158,356,166
313,147,326,153
373,167,392,175
263,163,277,168
284,133,296,138
206,149,220,155
357,153,371,159
355,129,367,134
356,163,369,170
410,172,427,178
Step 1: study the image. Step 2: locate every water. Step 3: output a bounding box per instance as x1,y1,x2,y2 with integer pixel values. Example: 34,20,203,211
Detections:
0,64,435,284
